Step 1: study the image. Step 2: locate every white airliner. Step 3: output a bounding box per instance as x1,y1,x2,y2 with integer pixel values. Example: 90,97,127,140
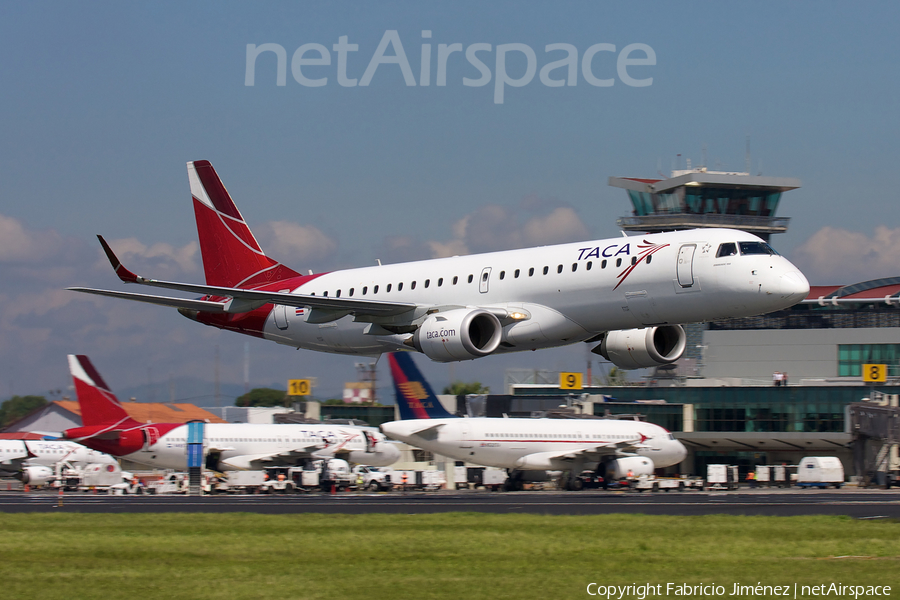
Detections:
381,352,687,490
0,439,117,485
60,355,399,471
69,161,809,370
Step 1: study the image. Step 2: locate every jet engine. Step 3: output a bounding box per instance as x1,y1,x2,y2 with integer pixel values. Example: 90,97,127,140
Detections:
604,456,654,480
412,308,502,362
595,325,686,370
18,466,54,486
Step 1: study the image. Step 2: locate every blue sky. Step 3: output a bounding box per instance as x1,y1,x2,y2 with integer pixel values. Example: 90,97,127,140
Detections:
1,2,898,403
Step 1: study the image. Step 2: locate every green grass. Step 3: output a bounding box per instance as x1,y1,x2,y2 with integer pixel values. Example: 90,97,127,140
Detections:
0,514,898,600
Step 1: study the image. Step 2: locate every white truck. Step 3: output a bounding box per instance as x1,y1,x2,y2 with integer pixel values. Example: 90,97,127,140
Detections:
317,459,356,492
261,467,320,493
79,463,131,491
351,465,393,491
203,471,266,494
389,469,447,491
796,457,844,488
149,473,188,495
632,475,704,492
453,466,508,490
753,465,791,488
706,464,739,490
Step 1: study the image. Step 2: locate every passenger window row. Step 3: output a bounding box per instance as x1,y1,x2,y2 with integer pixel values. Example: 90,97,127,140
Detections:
311,255,653,297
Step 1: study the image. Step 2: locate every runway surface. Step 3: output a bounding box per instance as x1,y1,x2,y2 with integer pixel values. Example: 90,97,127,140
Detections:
2,489,899,517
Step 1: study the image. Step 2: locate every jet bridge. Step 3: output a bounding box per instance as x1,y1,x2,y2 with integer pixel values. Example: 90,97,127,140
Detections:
850,402,900,487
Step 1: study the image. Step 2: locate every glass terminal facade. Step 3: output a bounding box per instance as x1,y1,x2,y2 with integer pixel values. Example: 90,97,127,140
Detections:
515,386,863,433
627,188,782,218
838,344,900,378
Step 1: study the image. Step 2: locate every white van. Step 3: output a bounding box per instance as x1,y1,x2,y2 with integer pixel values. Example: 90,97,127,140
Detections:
796,457,844,488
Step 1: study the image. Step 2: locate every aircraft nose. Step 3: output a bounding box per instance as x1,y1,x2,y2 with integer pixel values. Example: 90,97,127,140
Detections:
780,270,810,304
383,442,401,463
676,440,688,463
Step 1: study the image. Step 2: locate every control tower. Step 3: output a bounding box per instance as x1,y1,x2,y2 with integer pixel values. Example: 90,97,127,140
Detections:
610,168,800,241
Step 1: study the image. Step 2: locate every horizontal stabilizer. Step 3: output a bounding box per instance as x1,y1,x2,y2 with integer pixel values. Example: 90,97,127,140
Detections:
68,287,229,312
409,423,445,441
82,237,419,319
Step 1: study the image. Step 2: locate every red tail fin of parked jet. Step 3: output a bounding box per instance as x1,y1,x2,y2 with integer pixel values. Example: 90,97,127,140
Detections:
63,355,179,457
67,354,138,428
188,160,300,289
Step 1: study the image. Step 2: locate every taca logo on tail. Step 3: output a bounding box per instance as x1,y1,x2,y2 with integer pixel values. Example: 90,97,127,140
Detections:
388,352,455,420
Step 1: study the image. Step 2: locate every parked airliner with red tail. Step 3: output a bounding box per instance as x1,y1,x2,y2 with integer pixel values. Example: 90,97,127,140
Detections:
69,161,808,369
60,355,399,471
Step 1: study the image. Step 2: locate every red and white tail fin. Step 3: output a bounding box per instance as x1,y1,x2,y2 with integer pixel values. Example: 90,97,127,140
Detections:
68,355,136,428
188,160,300,289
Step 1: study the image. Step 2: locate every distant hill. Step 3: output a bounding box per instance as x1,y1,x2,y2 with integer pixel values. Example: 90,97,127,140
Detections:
116,378,283,408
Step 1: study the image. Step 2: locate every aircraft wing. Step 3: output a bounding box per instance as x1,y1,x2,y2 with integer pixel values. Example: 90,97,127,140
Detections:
0,443,33,474
69,236,418,320
217,445,322,470
513,440,647,470
0,456,29,474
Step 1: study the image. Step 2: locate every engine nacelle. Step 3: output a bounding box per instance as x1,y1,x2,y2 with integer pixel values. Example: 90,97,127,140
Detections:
413,309,502,362
596,325,686,370
604,456,654,480
18,466,54,486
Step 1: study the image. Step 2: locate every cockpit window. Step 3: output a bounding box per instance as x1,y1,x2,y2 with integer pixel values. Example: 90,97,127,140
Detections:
716,243,737,258
738,241,779,256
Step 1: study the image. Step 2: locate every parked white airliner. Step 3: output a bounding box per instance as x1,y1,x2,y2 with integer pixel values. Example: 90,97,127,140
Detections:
0,439,117,485
381,352,687,490
69,161,809,370
60,355,399,471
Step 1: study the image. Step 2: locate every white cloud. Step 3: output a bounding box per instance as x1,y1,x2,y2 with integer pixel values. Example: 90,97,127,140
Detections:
257,221,338,266
396,199,591,259
0,214,66,263
792,226,900,283
522,207,589,247
102,237,200,277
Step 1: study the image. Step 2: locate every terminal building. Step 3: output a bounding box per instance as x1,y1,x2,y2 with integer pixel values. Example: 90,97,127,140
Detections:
501,168,899,482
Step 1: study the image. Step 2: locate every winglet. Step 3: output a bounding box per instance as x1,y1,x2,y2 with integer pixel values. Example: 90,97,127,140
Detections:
97,236,139,283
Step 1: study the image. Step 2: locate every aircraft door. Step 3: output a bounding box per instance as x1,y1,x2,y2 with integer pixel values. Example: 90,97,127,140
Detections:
273,304,289,330
479,268,491,294
142,427,160,451
459,423,473,448
677,244,696,288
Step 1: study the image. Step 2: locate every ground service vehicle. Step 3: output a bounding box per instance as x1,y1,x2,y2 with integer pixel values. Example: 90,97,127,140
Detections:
632,475,704,492
351,465,393,491
389,469,446,491
796,457,844,488
706,464,739,490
